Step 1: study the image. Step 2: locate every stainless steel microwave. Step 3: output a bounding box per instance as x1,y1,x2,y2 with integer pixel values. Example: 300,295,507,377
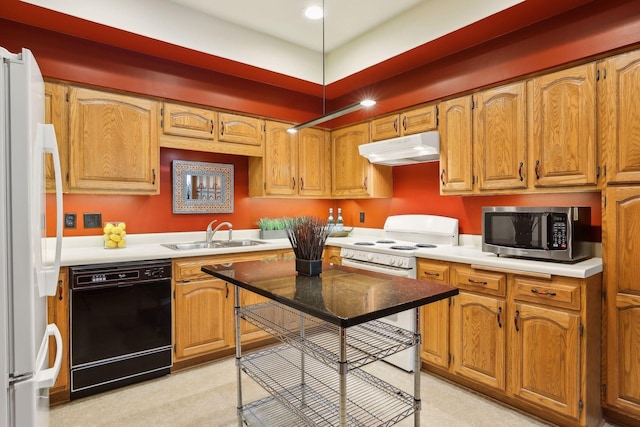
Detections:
482,206,593,262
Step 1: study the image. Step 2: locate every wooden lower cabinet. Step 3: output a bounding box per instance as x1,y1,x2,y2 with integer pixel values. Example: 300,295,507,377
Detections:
323,245,342,265
602,186,640,425
172,249,292,366
451,291,506,390
47,268,70,404
418,259,602,427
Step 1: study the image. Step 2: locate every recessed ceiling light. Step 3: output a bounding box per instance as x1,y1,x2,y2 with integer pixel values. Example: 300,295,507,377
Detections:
304,5,323,20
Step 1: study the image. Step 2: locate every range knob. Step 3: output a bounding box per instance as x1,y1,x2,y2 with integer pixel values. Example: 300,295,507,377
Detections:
366,253,374,262
389,257,396,266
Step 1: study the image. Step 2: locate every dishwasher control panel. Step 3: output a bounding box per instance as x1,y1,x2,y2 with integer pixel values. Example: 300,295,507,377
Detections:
70,260,172,288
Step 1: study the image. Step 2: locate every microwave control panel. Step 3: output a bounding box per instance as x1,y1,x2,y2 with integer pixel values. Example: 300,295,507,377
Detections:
550,214,568,249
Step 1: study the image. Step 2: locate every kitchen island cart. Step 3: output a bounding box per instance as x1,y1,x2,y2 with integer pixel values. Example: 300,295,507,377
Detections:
202,259,458,426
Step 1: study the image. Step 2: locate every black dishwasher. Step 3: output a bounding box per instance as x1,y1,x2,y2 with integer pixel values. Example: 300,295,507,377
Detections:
69,259,172,399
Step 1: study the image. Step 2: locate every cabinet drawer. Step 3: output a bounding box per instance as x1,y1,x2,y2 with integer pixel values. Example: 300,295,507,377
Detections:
173,250,288,282
513,276,581,310
452,265,506,297
417,260,450,285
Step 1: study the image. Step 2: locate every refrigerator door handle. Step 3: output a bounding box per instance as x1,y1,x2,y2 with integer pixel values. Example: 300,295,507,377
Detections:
37,123,62,297
33,323,62,389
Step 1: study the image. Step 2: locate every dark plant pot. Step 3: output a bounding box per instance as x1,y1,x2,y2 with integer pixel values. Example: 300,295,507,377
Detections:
295,258,322,277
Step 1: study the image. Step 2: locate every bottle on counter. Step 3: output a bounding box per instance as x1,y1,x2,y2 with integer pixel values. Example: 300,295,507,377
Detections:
335,208,344,232
327,208,335,232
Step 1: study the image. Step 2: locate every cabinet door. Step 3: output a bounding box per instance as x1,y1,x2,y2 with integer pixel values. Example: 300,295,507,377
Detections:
298,128,331,197
439,96,473,193
598,50,640,184
162,102,215,140
68,87,160,194
44,82,68,193
263,121,298,196
474,82,527,191
418,260,450,368
239,289,272,344
174,279,233,360
323,246,342,266
47,269,69,402
371,114,400,141
401,104,437,135
511,302,581,420
451,292,505,390
218,112,264,146
604,186,640,417
331,123,371,197
529,63,596,188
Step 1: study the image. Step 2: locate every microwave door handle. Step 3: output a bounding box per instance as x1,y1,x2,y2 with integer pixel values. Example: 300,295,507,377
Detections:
541,213,549,249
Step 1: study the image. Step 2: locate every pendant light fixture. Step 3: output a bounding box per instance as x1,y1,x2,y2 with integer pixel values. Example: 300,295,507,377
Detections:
288,2,375,134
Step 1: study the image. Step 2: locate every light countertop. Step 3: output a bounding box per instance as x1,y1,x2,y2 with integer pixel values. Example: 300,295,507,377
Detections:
49,228,602,279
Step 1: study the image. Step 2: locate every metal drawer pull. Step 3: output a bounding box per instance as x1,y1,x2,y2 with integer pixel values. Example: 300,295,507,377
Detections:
531,288,557,297
468,278,488,285
424,271,440,277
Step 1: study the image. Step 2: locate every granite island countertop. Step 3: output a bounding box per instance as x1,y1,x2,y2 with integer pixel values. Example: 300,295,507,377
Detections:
202,259,459,327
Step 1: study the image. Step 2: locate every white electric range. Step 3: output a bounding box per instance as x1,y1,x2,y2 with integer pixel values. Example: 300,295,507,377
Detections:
340,215,459,371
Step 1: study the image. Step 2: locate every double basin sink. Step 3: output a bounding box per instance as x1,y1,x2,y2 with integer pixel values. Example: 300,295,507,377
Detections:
161,239,267,251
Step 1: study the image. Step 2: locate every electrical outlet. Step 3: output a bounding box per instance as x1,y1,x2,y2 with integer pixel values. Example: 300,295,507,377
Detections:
360,211,365,223
83,212,102,229
64,213,77,228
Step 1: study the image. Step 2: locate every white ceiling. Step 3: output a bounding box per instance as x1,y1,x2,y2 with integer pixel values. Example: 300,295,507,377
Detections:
21,0,523,84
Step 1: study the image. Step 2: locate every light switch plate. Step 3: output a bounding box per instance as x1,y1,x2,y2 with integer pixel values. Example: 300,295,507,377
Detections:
360,211,365,223
83,212,102,229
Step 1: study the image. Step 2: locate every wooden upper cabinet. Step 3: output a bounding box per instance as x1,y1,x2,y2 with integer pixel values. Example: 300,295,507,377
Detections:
44,82,68,193
528,63,597,188
298,127,331,197
161,102,215,140
249,123,330,197
331,123,392,198
370,104,437,141
439,95,473,193
217,112,264,156
261,121,298,196
474,82,527,192
68,87,160,194
598,49,640,184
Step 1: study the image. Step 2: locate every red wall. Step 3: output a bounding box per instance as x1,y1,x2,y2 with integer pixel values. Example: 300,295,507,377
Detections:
5,1,636,238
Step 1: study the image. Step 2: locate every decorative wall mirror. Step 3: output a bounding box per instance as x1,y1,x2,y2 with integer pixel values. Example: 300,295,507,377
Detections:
172,160,234,213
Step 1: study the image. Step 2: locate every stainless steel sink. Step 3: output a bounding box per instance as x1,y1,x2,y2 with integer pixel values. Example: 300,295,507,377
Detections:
161,239,267,251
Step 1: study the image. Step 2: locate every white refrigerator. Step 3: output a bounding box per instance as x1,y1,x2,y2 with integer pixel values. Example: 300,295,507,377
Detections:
1,47,64,427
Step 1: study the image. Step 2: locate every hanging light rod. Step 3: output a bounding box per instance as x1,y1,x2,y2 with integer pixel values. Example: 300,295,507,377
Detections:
287,99,376,133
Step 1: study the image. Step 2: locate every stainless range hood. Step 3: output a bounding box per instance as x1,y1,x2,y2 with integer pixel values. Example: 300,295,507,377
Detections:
358,131,440,166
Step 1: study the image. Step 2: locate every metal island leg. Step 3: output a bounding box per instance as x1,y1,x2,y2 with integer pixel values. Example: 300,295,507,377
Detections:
234,285,243,427
414,307,421,427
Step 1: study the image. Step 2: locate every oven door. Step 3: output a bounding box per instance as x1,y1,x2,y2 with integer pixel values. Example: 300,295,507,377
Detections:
340,258,415,372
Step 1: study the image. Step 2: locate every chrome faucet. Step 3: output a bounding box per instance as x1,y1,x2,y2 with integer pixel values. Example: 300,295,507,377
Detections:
206,220,233,242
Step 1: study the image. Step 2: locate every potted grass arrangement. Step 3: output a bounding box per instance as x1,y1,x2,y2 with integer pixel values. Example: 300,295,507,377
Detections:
285,216,330,276
257,217,288,239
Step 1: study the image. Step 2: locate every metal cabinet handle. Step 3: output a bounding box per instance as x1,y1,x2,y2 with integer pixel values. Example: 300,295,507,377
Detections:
300,177,304,190
225,283,229,299
402,116,407,131
210,120,214,134
535,160,540,180
220,121,225,135
514,310,520,332
518,162,524,181
531,288,557,297
363,176,368,191
291,177,295,189
152,168,156,185
57,280,63,301
393,117,398,133
440,169,446,185
468,278,488,285
497,306,502,328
